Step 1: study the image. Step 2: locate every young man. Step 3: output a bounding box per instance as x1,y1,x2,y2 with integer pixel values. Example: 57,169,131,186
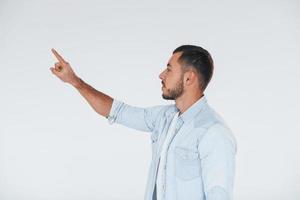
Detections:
50,45,237,200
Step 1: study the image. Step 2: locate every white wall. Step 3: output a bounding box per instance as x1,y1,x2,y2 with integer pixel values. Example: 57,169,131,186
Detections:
1,0,299,199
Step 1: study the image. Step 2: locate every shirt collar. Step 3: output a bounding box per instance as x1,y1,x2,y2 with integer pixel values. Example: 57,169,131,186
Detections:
176,95,207,124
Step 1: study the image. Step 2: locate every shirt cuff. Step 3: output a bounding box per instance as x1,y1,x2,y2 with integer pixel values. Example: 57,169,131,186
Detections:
106,98,124,125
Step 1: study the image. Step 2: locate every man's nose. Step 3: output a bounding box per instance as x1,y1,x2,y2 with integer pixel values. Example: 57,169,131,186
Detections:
159,70,165,80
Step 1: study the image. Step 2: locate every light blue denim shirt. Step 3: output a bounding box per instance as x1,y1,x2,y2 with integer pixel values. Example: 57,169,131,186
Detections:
107,96,237,200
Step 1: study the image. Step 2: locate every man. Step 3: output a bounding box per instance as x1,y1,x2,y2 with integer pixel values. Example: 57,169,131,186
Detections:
50,45,237,200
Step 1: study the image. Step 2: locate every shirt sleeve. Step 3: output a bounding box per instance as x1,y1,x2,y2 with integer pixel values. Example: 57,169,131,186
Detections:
198,123,237,200
106,98,168,133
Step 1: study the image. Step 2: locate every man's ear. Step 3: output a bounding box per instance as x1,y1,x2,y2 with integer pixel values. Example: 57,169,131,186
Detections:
184,70,197,86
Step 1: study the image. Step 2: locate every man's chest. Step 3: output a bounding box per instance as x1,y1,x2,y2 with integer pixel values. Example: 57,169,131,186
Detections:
151,115,208,158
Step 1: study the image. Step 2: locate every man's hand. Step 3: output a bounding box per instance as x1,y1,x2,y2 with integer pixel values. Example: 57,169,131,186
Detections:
50,48,80,86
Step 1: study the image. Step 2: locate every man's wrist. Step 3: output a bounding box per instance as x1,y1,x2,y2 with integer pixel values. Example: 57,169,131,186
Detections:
71,76,83,89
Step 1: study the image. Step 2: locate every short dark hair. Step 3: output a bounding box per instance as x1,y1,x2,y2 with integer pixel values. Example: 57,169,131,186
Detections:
173,45,214,91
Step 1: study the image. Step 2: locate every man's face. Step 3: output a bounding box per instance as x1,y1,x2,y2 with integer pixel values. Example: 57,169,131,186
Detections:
159,52,185,100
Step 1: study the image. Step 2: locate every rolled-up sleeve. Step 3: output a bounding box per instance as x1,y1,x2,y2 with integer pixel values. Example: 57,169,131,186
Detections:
198,123,237,200
106,99,167,133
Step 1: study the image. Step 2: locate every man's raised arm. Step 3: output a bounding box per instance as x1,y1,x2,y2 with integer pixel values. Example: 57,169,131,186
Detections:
49,48,113,117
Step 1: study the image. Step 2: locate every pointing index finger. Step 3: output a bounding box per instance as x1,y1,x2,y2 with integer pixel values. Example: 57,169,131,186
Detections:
51,48,67,63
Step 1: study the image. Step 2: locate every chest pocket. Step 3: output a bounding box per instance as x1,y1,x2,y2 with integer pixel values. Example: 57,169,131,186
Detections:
174,146,201,181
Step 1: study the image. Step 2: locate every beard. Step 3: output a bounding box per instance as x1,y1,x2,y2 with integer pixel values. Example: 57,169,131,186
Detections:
162,77,184,100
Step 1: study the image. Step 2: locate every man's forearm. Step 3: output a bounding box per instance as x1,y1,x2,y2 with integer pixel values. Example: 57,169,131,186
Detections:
50,49,113,118
71,77,113,117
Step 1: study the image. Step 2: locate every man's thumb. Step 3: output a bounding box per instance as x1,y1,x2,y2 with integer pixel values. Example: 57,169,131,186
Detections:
50,67,59,76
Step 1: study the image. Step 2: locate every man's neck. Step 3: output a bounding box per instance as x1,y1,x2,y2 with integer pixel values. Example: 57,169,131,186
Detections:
175,92,204,116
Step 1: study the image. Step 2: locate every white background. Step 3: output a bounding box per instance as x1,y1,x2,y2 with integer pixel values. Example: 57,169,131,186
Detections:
1,0,299,199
